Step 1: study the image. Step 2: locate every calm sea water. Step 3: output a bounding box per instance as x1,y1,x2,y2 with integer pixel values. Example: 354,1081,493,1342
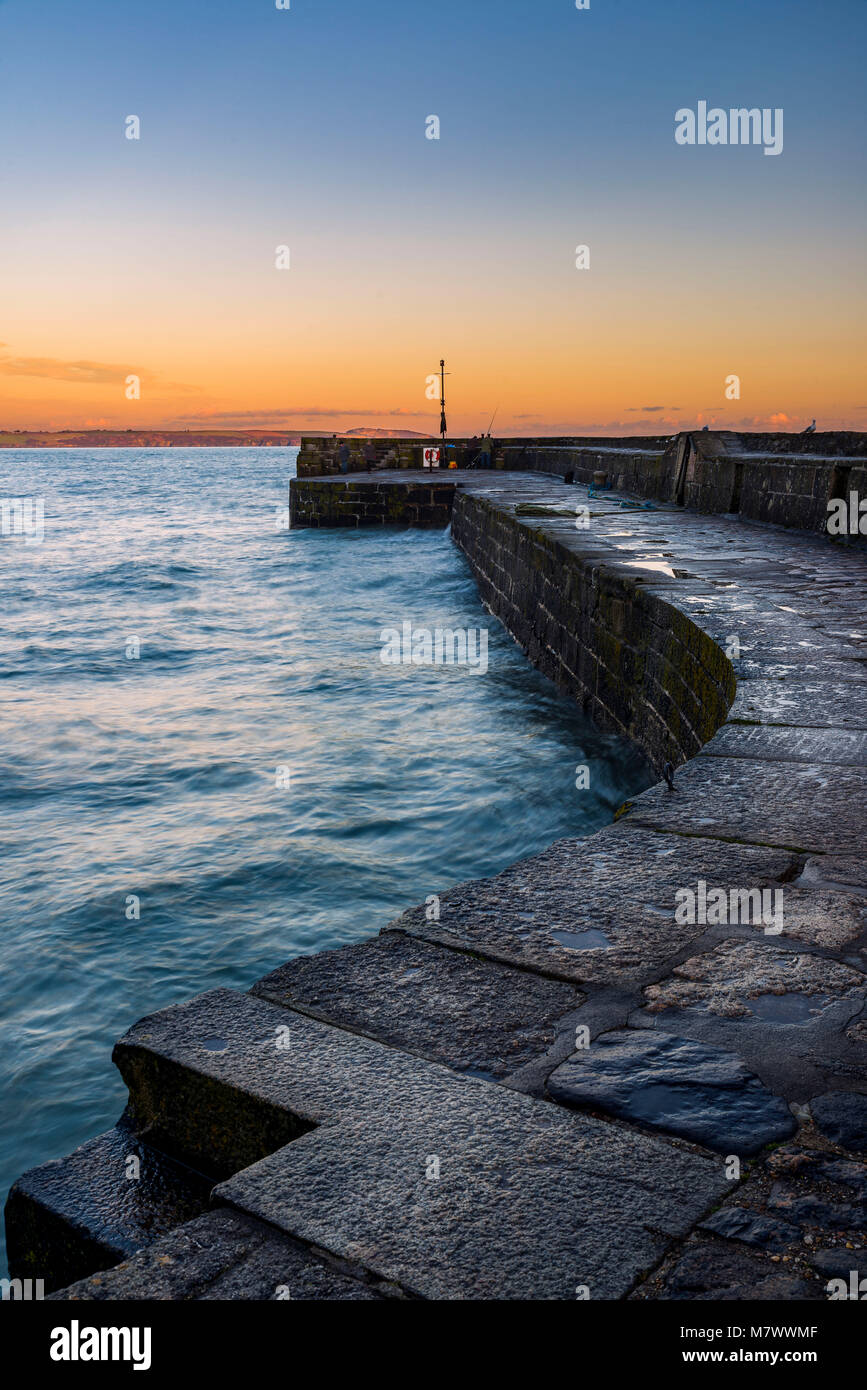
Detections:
0,447,651,1274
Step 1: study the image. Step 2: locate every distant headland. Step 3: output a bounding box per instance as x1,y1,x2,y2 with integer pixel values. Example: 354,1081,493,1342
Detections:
0,427,431,449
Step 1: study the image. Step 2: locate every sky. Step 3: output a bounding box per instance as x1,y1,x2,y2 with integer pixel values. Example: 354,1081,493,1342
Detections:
0,0,865,436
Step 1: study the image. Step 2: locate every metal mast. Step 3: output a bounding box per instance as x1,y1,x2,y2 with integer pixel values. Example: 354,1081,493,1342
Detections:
439,358,447,443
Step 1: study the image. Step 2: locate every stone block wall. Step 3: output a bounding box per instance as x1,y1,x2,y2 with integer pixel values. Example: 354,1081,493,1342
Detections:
289,478,456,528
295,435,670,479
451,494,736,772
731,431,867,457
556,448,673,496
295,432,867,536
734,457,867,533
736,459,836,529
296,438,427,477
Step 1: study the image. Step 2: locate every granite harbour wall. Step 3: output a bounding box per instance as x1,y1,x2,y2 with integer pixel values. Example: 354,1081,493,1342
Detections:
451,491,735,772
296,430,867,535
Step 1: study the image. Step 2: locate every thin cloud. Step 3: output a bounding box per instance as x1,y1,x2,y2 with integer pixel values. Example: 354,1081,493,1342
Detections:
169,406,436,424
0,351,199,394
0,355,142,385
727,414,800,428
514,417,684,435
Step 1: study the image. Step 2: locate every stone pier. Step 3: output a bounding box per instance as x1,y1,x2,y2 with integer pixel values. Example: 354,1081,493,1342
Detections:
6,442,866,1301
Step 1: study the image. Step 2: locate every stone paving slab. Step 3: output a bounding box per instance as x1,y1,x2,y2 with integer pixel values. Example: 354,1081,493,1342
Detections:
547,1029,795,1156
217,1116,724,1301
48,1209,383,1301
699,724,867,766
251,931,582,1080
728,679,867,729
628,757,867,854
685,617,858,657
729,651,863,684
388,822,800,986
115,988,731,1300
706,637,857,678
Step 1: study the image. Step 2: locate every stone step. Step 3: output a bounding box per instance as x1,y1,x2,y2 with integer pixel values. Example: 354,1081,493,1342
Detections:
48,1209,386,1302
112,986,731,1299
4,1123,212,1294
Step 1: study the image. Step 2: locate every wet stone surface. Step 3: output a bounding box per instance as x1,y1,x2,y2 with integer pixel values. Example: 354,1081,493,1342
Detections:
718,1146,866,1250
637,1237,821,1302
546,1029,795,1156
698,1205,802,1251
728,678,867,730
809,1091,867,1154
766,1145,867,1192
636,1141,867,1302
700,724,867,767
5,1124,212,1294
770,857,867,948
808,1248,867,1284
389,824,799,987
628,758,867,855
767,1183,867,1232
643,940,866,1021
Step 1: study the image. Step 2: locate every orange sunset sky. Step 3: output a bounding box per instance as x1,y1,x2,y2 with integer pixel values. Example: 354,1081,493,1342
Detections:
1,0,865,438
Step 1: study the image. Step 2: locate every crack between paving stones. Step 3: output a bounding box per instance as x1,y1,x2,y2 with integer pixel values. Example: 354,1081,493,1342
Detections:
627,822,826,856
